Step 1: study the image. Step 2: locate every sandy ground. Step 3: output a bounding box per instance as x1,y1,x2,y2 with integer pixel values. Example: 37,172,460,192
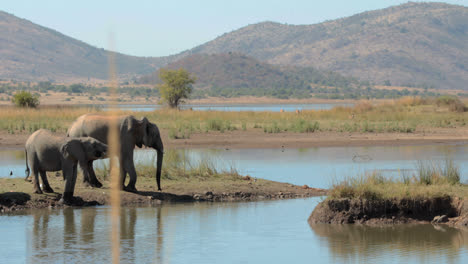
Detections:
2,128,468,150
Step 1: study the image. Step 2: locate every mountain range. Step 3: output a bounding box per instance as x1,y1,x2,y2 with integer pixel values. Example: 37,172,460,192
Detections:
1,2,467,90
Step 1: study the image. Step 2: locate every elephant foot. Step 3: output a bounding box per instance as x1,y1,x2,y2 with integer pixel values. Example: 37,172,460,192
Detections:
83,180,103,188
123,185,138,193
43,187,54,193
58,192,74,205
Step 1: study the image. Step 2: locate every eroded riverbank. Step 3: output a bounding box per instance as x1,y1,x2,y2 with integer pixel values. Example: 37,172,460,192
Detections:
0,174,326,213
308,197,468,227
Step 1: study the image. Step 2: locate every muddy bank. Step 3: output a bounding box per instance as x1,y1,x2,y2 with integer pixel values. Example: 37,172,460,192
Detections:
2,129,468,150
308,197,468,227
0,177,327,213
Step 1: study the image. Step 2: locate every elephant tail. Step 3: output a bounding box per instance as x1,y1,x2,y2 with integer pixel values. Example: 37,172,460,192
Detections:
24,148,30,181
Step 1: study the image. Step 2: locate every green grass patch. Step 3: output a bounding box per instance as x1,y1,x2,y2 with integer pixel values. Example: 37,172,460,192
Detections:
329,159,466,200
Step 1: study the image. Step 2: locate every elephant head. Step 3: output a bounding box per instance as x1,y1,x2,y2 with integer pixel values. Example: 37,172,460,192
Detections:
129,117,164,191
62,137,108,162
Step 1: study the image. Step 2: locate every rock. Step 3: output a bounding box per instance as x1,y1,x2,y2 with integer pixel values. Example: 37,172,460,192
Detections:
243,175,251,181
432,215,448,223
302,185,309,189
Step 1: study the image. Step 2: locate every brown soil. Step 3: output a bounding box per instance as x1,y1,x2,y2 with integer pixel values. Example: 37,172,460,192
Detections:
308,197,468,227
0,175,327,213
2,128,468,150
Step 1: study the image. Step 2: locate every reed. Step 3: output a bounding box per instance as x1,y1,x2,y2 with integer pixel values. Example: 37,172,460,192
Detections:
95,150,243,183
329,158,465,200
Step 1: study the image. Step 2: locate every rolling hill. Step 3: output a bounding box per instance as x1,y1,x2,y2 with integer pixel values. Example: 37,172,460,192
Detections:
139,52,361,94
0,10,170,82
1,2,467,90
180,2,468,89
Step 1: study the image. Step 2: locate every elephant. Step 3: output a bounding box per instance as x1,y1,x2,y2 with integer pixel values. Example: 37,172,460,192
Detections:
67,114,164,192
25,129,108,203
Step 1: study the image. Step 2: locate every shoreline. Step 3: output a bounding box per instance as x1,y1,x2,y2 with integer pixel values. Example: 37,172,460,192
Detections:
0,177,327,213
308,197,468,227
2,129,468,150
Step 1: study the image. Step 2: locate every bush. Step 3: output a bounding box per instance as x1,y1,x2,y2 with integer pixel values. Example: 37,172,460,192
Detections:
11,91,40,108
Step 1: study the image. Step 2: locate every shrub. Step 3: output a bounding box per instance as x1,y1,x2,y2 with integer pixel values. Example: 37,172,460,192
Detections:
11,91,40,108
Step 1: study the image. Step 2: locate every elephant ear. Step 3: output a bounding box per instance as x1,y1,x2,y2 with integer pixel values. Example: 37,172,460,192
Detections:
61,139,85,162
126,116,148,148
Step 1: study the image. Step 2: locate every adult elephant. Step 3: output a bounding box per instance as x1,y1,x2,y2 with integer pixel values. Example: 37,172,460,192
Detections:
67,114,164,192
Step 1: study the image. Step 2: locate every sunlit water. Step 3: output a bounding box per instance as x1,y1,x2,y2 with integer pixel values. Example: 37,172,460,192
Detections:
1,198,468,264
4,143,468,188
2,144,468,263
97,103,353,112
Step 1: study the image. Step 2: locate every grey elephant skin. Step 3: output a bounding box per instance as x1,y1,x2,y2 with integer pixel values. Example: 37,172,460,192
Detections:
67,114,164,191
25,129,108,203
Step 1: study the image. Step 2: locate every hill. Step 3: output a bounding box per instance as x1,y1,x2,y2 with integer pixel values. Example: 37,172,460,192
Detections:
0,10,170,82
140,53,410,99
1,2,467,90
180,2,468,89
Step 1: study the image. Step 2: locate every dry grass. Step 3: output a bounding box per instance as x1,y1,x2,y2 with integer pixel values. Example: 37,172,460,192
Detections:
1,96,467,136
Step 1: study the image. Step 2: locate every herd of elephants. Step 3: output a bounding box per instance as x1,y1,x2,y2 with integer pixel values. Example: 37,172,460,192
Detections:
24,114,164,204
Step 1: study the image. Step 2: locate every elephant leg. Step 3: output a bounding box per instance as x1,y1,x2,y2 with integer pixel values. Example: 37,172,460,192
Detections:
81,160,102,188
87,160,102,188
119,156,127,190
39,171,54,193
123,159,138,192
62,164,78,203
31,165,42,194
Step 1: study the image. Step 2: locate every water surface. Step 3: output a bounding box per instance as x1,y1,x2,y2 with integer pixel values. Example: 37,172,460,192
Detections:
1,198,467,264
100,103,353,112
4,144,468,188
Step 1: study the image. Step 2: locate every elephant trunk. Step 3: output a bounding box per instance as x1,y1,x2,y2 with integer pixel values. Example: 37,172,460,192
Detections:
156,150,164,191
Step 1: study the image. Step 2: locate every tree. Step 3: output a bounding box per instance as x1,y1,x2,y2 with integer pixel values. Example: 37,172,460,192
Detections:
157,68,196,108
11,91,40,108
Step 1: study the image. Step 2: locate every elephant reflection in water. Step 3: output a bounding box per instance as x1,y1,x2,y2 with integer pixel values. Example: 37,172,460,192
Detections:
29,207,167,263
120,207,137,262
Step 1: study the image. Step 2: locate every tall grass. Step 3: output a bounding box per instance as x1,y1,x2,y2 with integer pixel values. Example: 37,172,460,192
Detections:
95,149,242,182
329,158,464,200
1,96,467,135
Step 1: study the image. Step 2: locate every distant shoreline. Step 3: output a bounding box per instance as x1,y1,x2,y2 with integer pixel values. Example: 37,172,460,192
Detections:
0,93,361,107
2,129,468,151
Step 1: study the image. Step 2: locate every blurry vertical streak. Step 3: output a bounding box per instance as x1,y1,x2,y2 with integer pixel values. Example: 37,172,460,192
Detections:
108,33,121,264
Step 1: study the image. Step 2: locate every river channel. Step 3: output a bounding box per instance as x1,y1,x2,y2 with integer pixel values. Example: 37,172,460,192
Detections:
1,143,468,263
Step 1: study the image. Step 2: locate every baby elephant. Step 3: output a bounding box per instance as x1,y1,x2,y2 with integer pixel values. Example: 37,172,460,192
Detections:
25,129,108,203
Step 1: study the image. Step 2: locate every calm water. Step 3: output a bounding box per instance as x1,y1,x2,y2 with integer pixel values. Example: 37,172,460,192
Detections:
1,199,468,264
4,144,468,187
99,103,353,112
2,144,468,263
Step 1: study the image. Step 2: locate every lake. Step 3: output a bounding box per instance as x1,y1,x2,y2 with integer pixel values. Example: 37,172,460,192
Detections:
1,199,468,264
98,103,353,112
2,143,468,263
4,143,468,187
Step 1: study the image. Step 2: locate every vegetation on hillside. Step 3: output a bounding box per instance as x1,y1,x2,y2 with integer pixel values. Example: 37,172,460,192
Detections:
181,2,468,90
139,53,447,99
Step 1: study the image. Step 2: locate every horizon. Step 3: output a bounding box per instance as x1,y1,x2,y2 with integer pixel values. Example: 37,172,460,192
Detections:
2,0,467,58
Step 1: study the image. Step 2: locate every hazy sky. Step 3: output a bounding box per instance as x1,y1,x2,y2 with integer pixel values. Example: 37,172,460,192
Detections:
2,0,467,57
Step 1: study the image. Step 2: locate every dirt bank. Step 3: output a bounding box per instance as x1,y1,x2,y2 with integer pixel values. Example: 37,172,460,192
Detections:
0,175,326,213
308,197,468,227
2,128,468,150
